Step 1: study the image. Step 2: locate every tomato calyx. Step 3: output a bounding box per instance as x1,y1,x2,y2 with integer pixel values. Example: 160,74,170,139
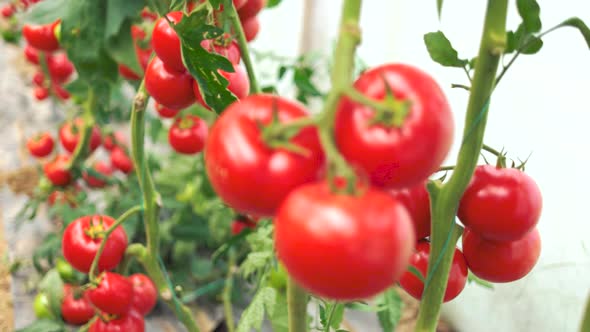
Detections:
259,110,316,157
177,116,196,130
345,82,411,128
84,217,108,240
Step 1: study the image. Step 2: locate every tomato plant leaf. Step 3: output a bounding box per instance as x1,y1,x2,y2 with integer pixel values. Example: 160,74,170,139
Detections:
437,0,443,19
267,0,283,8
236,286,278,332
554,17,590,49
375,288,403,332
23,0,69,24
269,292,289,332
520,35,543,54
15,319,65,332
517,0,542,33
105,20,143,75
424,31,468,67
38,269,64,319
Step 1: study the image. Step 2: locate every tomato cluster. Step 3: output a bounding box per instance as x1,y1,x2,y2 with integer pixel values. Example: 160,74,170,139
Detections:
0,0,43,19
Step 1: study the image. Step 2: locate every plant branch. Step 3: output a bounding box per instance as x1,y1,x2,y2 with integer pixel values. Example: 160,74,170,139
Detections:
67,89,96,170
227,2,260,94
287,277,309,332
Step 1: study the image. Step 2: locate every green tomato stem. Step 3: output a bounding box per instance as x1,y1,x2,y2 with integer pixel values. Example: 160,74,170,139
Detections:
581,293,590,332
287,277,309,332
67,89,96,170
88,205,143,281
413,0,509,331
227,1,260,94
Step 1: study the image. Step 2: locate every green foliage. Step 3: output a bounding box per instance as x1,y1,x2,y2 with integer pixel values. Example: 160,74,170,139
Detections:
236,286,279,332
15,319,65,332
517,0,542,33
375,288,403,332
554,18,590,49
267,0,283,9
319,302,345,331
38,270,65,320
424,31,468,68
240,223,275,280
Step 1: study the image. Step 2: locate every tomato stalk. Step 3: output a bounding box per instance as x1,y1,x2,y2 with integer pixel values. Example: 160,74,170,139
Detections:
130,81,202,332
581,293,590,332
413,0,509,331
227,1,260,94
67,89,96,170
222,249,237,332
287,277,309,332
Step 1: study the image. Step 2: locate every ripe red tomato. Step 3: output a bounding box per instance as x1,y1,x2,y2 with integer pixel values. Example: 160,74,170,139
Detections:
62,215,128,273
275,181,415,300
151,11,185,72
201,35,241,65
61,284,95,325
52,83,71,100
22,20,61,52
24,45,40,65
32,71,45,87
335,64,454,189
205,94,324,217
458,165,542,242
110,147,134,174
241,16,260,42
44,154,72,186
47,53,74,83
59,118,102,154
88,272,133,316
155,102,180,118
399,241,468,302
238,0,266,20
168,115,208,155
1,4,14,18
128,274,158,316
83,161,113,188
194,64,250,109
140,8,158,21
89,311,145,332
145,56,195,110
34,87,49,101
118,64,141,81
27,132,54,158
103,132,126,151
462,227,541,283
389,182,431,240
48,188,78,207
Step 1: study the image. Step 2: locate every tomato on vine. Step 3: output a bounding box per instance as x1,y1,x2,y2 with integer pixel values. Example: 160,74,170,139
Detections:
335,63,454,189
1,4,14,18
168,115,208,155
240,16,260,42
151,11,185,73
61,284,95,325
201,35,241,65
47,53,74,83
238,0,266,20
89,310,145,332
155,102,180,119
33,87,49,101
458,165,542,242
83,161,113,188
88,272,134,316
194,64,250,108
62,215,128,273
145,56,195,110
128,274,158,316
27,132,54,158
24,45,40,65
275,181,415,300
59,118,102,154
110,147,134,174
44,154,72,186
22,20,61,52
389,181,431,240
205,94,324,217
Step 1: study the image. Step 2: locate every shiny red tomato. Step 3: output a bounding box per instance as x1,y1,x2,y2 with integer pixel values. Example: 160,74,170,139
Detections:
238,0,266,20
275,181,415,300
110,147,134,174
335,64,454,189
22,20,60,52
44,154,72,186
151,11,185,72
462,228,541,283
399,241,467,302
168,115,208,155
201,35,241,65
140,8,158,21
62,215,128,273
205,94,324,217
155,102,180,118
145,56,195,110
88,272,133,316
389,181,431,240
32,71,45,87
1,4,14,18
34,87,49,101
61,284,95,325
128,274,157,316
241,16,260,42
24,45,40,65
27,132,54,158
52,83,71,100
59,118,102,154
89,311,145,332
47,53,74,83
458,165,542,242
194,64,250,109
83,161,113,188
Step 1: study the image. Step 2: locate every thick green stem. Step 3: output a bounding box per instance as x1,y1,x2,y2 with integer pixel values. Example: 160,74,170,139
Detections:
88,206,143,281
287,277,308,332
227,2,260,94
581,293,590,332
414,1,508,331
130,81,201,332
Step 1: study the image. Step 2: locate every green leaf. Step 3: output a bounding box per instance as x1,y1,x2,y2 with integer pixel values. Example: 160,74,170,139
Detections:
554,17,590,49
236,287,278,332
345,301,376,312
105,0,143,38
16,319,65,332
328,303,345,330
104,0,144,74
269,292,289,332
267,0,283,8
520,35,543,54
375,288,403,332
24,0,69,24
38,270,64,319
468,271,494,289
424,31,468,67
517,0,542,33
170,214,210,241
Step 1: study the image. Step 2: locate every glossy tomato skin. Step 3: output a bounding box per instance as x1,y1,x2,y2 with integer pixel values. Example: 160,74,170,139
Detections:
201,36,241,65
33,71,45,87
275,181,415,300
205,94,324,217
458,165,542,242
34,87,49,101
1,4,14,18
83,161,113,188
241,16,260,42
128,274,158,316
335,64,454,189
238,0,266,20
151,11,184,72
118,64,141,81
88,272,133,316
155,102,180,118
168,115,208,155
44,154,72,186
389,182,431,240
59,119,102,154
47,53,74,83
145,57,195,110
462,228,541,283
89,311,145,332
110,147,134,174
61,284,95,325
399,241,468,302
27,132,54,158
24,45,40,65
194,64,250,109
62,215,128,273
23,20,60,52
